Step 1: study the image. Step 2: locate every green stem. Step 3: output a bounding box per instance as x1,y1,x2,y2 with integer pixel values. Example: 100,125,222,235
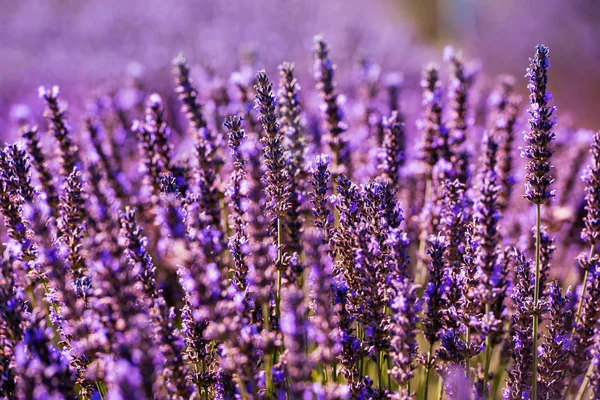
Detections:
575,363,593,400
358,325,365,380
387,354,392,390
263,303,273,398
376,351,383,389
483,305,492,399
465,326,471,381
275,217,283,322
532,203,541,400
333,362,338,382
437,378,445,400
424,342,433,400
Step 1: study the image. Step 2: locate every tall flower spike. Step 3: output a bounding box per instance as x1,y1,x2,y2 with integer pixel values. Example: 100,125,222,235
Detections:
224,115,250,291
254,70,291,220
489,77,521,211
522,44,556,205
20,125,60,215
0,147,38,263
388,278,419,389
119,207,156,298
423,234,448,345
474,132,501,290
444,46,475,151
538,281,571,400
505,249,534,400
309,154,333,240
0,256,28,398
418,63,448,170
172,54,208,131
58,168,88,284
133,116,162,197
313,35,350,175
582,130,600,246
378,111,405,190
278,62,307,268
440,178,468,273
146,93,174,174
39,85,81,176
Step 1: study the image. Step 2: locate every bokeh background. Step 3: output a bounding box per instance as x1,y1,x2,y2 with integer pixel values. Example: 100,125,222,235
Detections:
1,0,599,135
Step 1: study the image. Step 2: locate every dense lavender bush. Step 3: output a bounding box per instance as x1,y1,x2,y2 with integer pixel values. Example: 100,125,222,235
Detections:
0,35,599,400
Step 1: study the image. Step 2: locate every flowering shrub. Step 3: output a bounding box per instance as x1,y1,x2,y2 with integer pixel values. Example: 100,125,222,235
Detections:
0,36,598,400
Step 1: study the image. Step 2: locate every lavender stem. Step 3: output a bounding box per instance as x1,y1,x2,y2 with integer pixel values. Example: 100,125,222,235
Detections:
532,204,541,399
424,342,433,400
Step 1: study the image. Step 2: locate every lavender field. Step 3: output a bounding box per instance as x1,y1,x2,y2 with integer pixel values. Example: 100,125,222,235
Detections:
1,2,600,400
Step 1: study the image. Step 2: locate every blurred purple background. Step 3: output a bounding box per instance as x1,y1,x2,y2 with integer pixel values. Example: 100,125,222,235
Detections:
1,0,599,132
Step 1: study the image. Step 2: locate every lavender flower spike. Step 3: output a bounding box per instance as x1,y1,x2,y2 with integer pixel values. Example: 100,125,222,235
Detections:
505,249,534,400
39,85,81,176
224,115,250,291
581,130,600,246
313,35,350,174
522,44,556,205
254,70,291,220
378,111,406,191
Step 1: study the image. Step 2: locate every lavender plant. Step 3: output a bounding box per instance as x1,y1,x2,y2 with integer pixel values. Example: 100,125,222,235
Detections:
0,38,597,400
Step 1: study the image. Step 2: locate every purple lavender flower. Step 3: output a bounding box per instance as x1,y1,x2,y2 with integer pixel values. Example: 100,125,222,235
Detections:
418,63,448,171
538,281,571,399
440,178,469,273
0,257,28,399
310,154,333,240
224,115,250,291
422,234,448,345
388,278,418,389
489,76,521,211
39,85,81,177
522,45,556,205
20,125,60,217
444,46,476,152
505,249,534,400
278,62,307,266
0,146,39,264
172,54,209,131
255,69,291,220
581,130,600,245
313,35,350,175
58,168,89,294
378,111,406,191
